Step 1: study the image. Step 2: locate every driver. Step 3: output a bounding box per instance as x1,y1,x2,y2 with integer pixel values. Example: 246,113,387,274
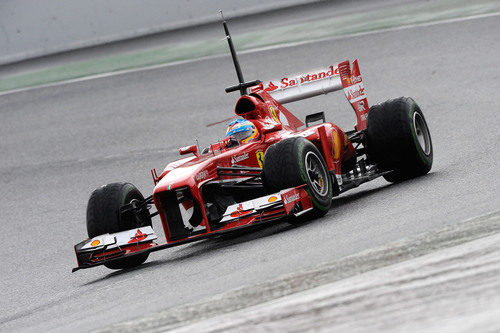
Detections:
225,119,260,143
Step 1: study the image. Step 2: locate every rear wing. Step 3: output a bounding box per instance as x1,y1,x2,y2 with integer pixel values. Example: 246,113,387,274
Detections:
261,60,369,131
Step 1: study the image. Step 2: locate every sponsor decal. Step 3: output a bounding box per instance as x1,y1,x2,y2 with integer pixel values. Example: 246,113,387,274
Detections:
264,66,339,91
351,75,362,84
195,170,209,181
91,240,100,247
231,152,249,165
256,150,264,168
265,81,279,92
357,100,366,112
128,229,147,243
333,131,341,160
347,85,365,101
229,203,252,218
269,106,280,123
268,196,278,203
283,193,300,205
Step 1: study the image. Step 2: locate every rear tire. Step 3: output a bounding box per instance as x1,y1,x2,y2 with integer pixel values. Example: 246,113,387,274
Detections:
367,97,433,182
86,182,151,269
263,137,332,221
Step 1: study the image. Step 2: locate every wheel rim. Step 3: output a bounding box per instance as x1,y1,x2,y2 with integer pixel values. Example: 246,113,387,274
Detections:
413,112,431,155
305,151,329,196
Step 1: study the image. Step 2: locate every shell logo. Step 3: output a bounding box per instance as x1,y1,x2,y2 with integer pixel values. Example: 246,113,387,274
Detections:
268,196,278,203
91,240,100,247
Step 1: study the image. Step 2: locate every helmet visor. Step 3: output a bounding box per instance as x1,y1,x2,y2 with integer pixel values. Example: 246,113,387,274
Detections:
231,129,253,142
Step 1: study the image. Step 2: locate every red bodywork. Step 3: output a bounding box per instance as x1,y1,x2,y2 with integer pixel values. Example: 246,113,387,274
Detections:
73,60,369,271
152,79,358,242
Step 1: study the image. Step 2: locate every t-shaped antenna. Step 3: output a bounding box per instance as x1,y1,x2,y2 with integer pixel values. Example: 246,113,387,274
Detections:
221,11,261,96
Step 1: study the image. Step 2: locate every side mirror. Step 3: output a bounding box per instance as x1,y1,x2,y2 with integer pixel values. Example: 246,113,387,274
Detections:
179,144,198,156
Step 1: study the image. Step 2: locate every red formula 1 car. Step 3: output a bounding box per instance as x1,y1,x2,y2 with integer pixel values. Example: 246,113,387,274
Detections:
72,17,433,272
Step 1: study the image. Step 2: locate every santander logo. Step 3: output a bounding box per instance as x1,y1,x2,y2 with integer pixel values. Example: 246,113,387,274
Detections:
229,203,252,218
266,81,279,92
128,229,147,243
264,66,339,92
283,193,300,205
231,153,249,165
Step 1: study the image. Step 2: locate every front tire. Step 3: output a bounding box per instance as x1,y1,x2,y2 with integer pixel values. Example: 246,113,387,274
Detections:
367,97,433,182
263,137,332,220
86,182,151,269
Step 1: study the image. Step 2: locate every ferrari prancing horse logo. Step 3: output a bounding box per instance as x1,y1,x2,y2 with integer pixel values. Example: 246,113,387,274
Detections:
256,150,264,168
269,106,280,123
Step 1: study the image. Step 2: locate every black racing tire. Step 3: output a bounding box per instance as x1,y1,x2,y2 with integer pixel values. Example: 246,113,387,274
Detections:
263,137,332,221
86,182,151,270
366,97,433,182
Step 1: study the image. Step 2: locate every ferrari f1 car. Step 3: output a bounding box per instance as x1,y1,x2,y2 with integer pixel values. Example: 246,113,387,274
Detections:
73,16,433,272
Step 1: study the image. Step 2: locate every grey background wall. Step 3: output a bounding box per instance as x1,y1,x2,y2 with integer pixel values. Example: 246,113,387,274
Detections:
0,0,316,65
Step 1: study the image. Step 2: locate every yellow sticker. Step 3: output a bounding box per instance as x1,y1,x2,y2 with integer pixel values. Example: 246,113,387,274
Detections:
332,131,341,160
268,196,278,203
256,150,264,168
269,106,280,123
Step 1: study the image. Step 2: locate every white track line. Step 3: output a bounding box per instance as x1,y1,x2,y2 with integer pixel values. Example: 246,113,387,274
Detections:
1,11,499,97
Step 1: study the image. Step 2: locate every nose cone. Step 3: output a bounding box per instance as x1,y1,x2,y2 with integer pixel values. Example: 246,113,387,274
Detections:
154,164,201,192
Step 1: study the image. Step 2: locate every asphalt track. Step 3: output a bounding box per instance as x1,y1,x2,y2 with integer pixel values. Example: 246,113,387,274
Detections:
0,14,499,333
170,231,500,332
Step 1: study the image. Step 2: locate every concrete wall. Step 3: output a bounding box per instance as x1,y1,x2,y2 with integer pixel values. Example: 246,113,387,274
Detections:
0,0,316,65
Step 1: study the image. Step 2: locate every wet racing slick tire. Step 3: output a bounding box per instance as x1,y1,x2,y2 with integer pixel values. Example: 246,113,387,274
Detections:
86,182,152,269
263,137,332,222
366,97,433,182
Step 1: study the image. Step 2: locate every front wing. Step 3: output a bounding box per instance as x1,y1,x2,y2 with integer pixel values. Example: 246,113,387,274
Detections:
218,185,313,224
72,185,313,272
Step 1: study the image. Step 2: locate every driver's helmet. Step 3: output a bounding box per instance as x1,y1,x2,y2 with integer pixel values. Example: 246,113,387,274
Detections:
225,118,259,143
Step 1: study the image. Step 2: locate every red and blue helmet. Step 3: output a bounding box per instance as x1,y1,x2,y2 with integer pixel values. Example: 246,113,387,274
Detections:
225,119,259,143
